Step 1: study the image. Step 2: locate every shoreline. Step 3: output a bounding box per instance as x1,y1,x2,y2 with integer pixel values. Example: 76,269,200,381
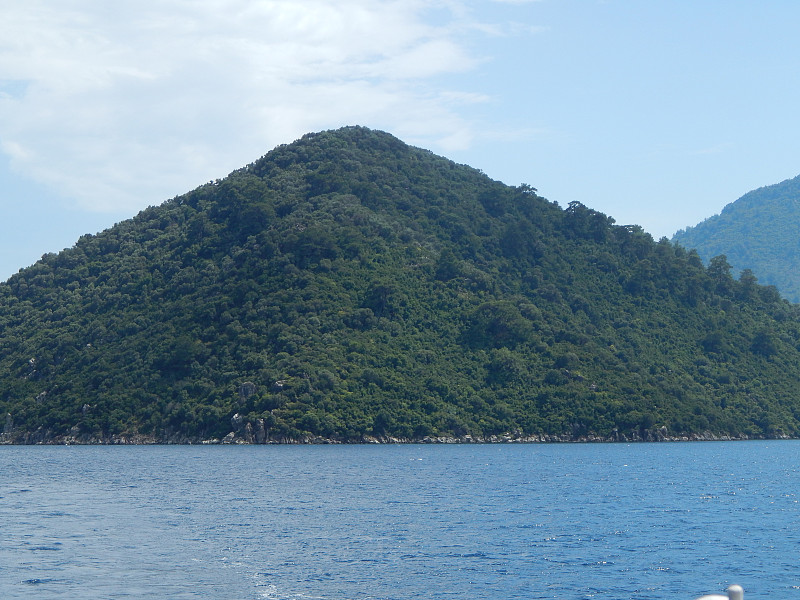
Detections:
0,429,780,445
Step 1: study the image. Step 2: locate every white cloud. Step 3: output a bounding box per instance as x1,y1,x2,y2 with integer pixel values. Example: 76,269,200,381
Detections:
0,0,490,212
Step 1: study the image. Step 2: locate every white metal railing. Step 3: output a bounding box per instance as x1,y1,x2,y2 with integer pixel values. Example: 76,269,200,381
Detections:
695,584,743,600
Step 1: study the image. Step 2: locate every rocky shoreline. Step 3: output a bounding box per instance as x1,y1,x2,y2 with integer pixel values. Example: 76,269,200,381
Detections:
0,427,775,445
1,411,781,445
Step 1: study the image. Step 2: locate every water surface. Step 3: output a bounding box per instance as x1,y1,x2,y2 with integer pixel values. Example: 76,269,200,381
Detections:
2,442,799,599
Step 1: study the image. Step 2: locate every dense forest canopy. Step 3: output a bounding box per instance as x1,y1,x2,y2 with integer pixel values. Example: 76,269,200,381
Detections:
673,174,800,303
2,126,800,444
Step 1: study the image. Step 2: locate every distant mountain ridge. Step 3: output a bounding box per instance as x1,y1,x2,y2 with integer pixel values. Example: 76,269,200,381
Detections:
2,126,800,444
672,174,800,303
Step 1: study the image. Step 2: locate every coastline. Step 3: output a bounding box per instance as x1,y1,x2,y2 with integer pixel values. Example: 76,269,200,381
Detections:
0,428,772,445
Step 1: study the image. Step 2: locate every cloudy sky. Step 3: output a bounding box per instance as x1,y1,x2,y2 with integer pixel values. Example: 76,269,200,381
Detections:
2,1,800,281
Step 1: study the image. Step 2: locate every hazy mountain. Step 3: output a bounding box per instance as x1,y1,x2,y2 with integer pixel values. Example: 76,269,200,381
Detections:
673,175,800,303
2,126,799,444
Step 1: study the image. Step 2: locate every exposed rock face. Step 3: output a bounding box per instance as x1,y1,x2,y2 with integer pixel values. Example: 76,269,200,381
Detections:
231,412,245,430
254,419,267,444
238,382,257,400
230,413,255,443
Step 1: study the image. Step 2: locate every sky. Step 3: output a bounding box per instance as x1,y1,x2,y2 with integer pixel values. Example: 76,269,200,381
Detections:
2,1,800,282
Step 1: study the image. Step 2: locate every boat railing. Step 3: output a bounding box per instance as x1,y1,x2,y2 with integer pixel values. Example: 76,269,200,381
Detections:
695,584,743,600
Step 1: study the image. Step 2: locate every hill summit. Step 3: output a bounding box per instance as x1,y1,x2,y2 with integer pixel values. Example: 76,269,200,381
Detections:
2,126,800,444
673,174,800,303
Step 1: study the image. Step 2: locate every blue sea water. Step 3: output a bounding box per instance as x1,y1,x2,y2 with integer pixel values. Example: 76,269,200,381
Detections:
1,442,800,600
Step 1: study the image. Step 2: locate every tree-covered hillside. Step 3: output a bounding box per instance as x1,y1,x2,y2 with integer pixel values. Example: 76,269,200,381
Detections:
673,174,800,303
3,127,800,444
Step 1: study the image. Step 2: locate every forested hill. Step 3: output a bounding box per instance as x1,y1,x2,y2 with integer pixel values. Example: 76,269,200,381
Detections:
3,126,800,445
672,174,800,303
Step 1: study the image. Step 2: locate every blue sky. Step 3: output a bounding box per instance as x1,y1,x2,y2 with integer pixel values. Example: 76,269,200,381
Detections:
2,1,800,282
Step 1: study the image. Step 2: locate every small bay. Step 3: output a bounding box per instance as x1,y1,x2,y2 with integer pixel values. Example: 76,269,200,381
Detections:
2,442,800,599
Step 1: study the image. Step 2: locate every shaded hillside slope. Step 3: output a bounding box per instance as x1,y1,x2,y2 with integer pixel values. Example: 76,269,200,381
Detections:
2,127,800,444
673,174,800,303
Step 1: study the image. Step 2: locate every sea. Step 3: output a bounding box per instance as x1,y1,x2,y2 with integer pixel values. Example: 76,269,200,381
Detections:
2,441,799,600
